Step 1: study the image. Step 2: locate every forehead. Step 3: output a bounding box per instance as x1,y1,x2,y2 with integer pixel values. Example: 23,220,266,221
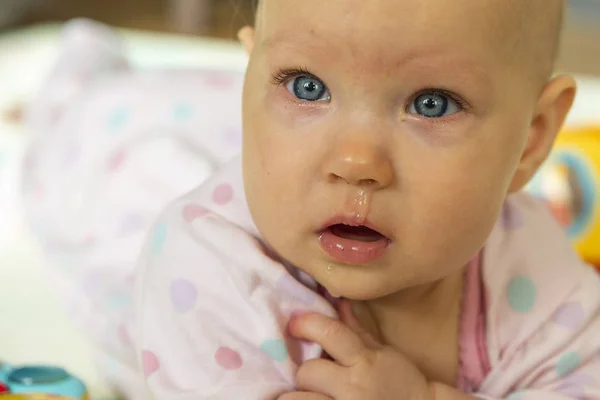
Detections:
257,0,510,71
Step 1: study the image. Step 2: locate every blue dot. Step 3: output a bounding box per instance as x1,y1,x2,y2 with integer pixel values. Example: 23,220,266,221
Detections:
107,107,130,131
151,222,168,254
173,103,193,121
260,339,288,362
556,352,581,377
507,275,537,313
107,294,132,309
507,392,524,400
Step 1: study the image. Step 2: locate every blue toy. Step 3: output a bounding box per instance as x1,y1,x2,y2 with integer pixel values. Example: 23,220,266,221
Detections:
0,362,87,399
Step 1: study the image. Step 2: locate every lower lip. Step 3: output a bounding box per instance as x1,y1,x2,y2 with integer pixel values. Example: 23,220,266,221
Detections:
318,229,390,265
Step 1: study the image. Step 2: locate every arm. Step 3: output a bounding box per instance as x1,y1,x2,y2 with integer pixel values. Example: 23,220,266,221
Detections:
134,199,336,400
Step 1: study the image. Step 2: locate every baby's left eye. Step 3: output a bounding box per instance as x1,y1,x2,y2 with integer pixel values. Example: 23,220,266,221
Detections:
408,92,461,118
285,76,331,102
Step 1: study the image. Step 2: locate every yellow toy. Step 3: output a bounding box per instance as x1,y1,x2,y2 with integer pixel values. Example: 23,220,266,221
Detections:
527,126,600,270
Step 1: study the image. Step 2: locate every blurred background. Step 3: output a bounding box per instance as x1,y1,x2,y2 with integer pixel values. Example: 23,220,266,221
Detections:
1,0,254,38
0,0,598,75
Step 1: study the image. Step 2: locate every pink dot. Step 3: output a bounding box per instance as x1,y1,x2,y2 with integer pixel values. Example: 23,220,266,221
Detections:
215,347,243,370
212,183,234,205
554,302,585,329
84,234,96,246
118,324,131,345
170,279,198,313
204,73,234,88
142,350,160,377
182,204,210,223
107,150,126,171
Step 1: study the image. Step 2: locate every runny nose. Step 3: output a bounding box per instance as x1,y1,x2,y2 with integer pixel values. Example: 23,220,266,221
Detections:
324,139,394,190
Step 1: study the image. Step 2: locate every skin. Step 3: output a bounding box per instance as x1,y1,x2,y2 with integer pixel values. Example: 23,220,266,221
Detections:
237,0,575,398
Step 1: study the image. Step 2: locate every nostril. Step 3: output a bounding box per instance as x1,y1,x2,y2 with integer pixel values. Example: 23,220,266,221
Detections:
359,179,377,187
328,173,344,182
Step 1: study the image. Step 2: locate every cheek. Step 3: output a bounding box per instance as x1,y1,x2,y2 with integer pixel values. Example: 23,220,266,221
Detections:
401,141,514,261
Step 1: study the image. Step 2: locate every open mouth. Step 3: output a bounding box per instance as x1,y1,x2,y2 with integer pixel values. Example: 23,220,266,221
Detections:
329,224,386,242
318,221,390,265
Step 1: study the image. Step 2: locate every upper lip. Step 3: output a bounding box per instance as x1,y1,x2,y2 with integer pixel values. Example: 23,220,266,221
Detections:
319,215,391,239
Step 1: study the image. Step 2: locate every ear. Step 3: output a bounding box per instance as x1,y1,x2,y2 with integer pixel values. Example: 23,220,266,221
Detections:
509,75,577,193
238,26,256,55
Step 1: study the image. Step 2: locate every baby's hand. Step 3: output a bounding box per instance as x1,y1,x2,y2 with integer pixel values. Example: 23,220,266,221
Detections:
281,300,433,400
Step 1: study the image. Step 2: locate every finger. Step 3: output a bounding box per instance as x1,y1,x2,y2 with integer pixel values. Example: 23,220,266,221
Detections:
296,358,345,398
289,313,367,367
338,299,382,349
278,392,333,400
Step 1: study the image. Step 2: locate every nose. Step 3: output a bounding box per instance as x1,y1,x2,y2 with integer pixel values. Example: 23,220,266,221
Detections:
323,136,394,190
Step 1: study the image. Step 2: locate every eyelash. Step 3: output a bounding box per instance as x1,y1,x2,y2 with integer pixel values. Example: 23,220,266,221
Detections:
270,67,470,112
409,89,469,112
270,67,314,86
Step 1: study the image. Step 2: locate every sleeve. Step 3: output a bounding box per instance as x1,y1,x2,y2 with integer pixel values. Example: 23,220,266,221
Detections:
476,267,600,400
133,200,336,400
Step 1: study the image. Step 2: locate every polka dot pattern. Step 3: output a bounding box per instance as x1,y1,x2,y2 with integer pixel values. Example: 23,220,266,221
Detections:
556,352,582,377
107,293,132,309
223,128,242,147
215,347,243,370
499,201,524,230
260,339,288,362
212,183,234,205
118,324,131,345
170,279,198,312
120,213,145,235
183,204,209,223
554,302,585,329
556,374,596,399
151,222,168,254
173,103,193,121
276,274,317,306
107,149,126,172
205,73,234,88
107,107,130,131
507,392,524,400
507,275,537,313
142,350,160,377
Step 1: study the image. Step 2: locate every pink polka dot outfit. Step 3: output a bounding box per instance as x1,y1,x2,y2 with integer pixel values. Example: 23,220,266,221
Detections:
22,20,600,400
20,20,245,398
135,158,600,400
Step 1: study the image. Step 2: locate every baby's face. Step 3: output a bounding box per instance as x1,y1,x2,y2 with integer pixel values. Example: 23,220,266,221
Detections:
242,0,550,300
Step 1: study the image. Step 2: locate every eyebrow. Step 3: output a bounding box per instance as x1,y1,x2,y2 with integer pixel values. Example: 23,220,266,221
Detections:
262,33,492,87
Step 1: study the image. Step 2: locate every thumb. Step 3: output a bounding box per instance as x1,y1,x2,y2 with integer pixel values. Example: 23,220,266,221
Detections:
338,299,383,349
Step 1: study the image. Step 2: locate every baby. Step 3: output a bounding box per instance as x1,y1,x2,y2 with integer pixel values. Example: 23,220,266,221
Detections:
22,0,600,399
131,0,600,399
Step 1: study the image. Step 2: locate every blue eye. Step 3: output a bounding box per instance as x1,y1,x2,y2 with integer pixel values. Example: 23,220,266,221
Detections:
408,92,461,118
286,76,330,102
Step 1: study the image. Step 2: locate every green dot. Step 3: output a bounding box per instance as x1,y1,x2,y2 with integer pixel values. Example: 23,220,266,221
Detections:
507,275,537,313
260,339,288,362
107,294,132,309
107,107,130,131
151,222,168,254
556,352,581,377
173,103,193,121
